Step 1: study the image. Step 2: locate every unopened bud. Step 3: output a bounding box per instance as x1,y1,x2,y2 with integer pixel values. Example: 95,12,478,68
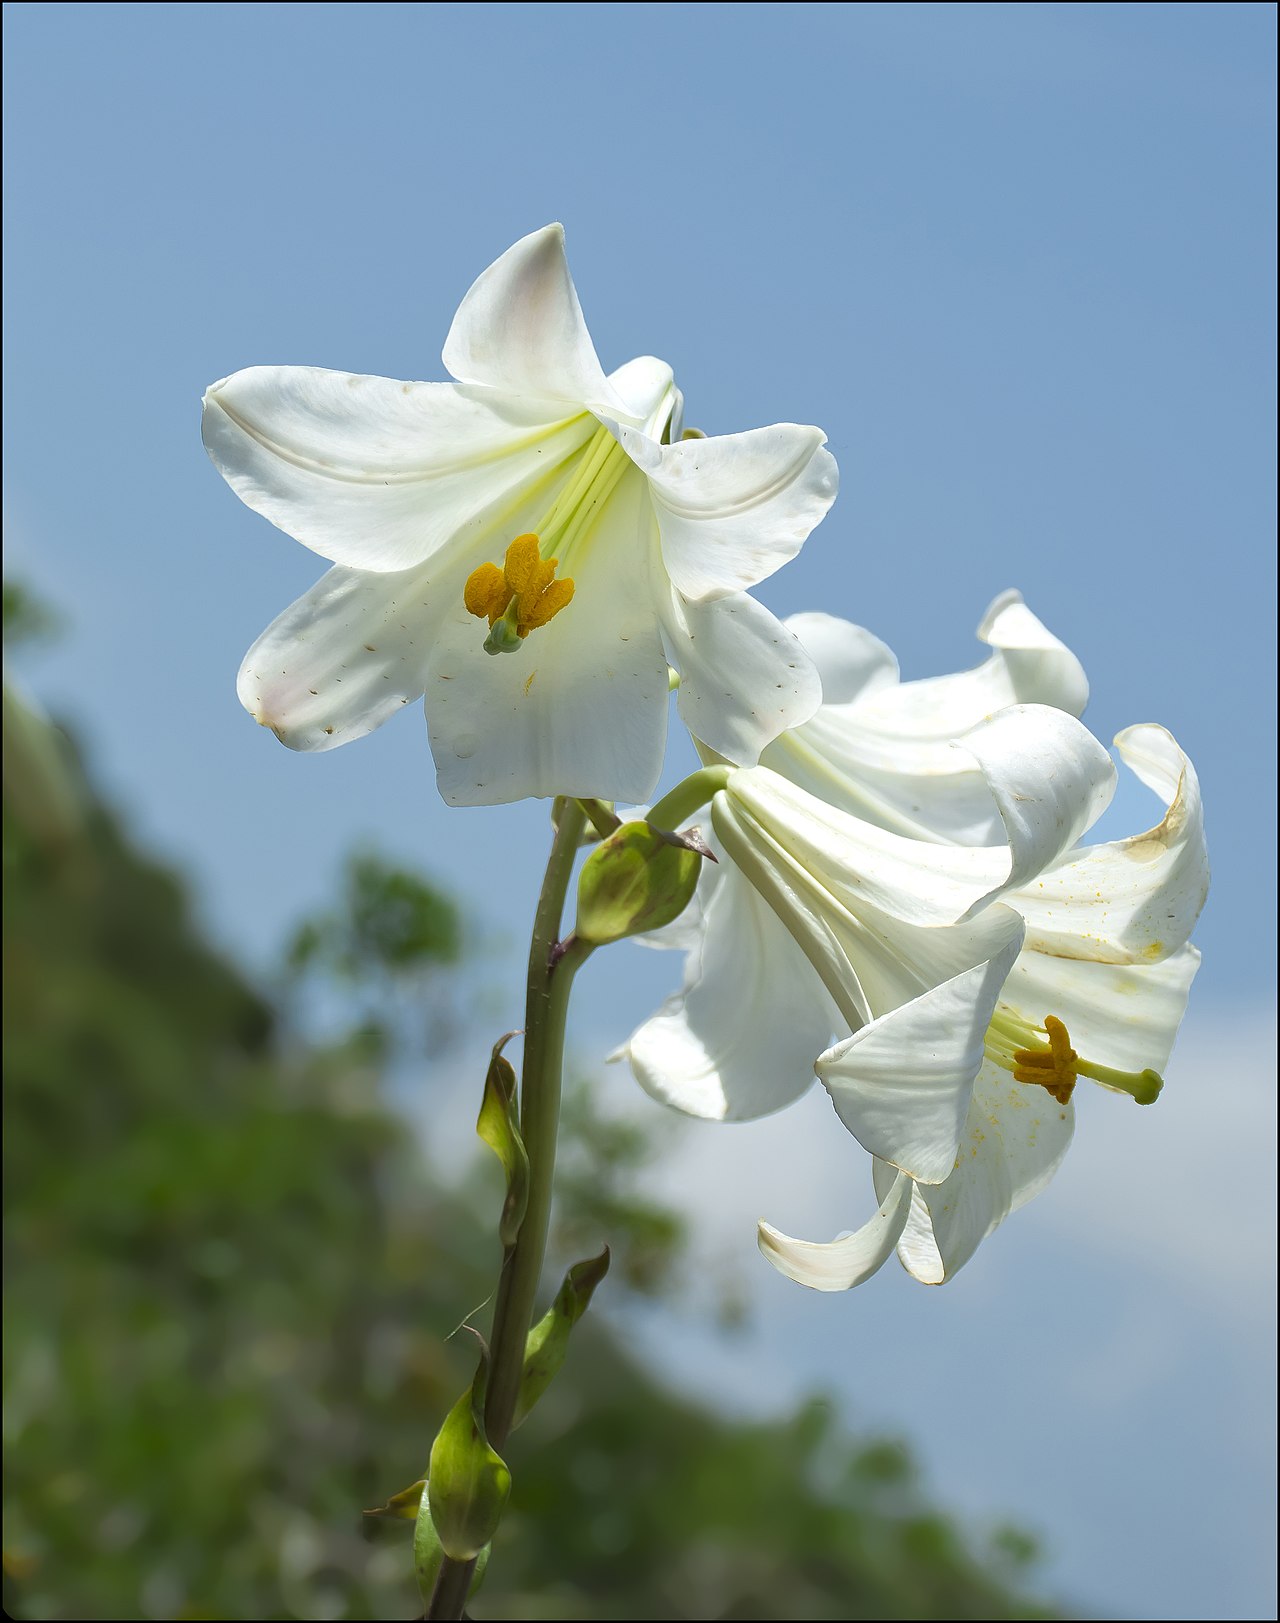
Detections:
575,821,704,946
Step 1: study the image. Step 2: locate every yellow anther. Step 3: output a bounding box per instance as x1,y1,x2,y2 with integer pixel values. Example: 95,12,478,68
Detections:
463,561,509,623
1012,1014,1078,1105
463,533,575,654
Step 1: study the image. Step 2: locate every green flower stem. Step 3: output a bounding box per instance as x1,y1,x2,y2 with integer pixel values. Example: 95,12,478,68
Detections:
575,797,621,839
426,1553,475,1620
646,765,730,834
428,798,591,1621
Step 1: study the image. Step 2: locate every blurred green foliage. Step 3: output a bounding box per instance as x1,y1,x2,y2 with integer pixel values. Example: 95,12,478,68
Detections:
2,632,1060,1619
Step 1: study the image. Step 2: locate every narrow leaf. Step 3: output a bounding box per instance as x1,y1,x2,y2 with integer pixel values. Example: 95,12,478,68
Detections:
475,1033,529,1246
363,1478,425,1521
514,1247,611,1428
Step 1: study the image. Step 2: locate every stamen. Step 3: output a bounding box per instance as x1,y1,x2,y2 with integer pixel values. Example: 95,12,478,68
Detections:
464,534,575,656
985,1006,1165,1107
1012,1014,1078,1105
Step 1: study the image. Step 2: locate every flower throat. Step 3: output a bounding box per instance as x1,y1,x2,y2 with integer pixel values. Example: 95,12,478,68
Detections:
463,423,631,655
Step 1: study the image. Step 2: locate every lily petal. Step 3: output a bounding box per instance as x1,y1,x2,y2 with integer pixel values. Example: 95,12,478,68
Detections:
442,223,630,416
758,1169,913,1291
425,469,668,805
1012,725,1208,963
237,562,445,751
952,704,1116,900
976,589,1090,716
873,1062,1076,1284
782,614,900,706
616,423,838,600
816,911,1025,1184
1002,943,1200,1076
203,365,593,573
627,865,836,1121
766,594,1089,845
661,590,822,767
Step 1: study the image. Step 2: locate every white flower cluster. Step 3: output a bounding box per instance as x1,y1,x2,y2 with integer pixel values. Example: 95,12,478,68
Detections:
205,226,1208,1291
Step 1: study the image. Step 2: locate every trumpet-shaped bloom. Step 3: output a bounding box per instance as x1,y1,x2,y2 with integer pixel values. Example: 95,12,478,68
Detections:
629,699,1116,1126
626,605,1208,1287
203,225,837,805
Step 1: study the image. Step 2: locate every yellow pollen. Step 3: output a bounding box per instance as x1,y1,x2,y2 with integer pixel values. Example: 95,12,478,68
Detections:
464,534,575,653
1012,1014,1078,1105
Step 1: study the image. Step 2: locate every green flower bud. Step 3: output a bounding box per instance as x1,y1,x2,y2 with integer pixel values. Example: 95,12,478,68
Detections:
575,821,705,946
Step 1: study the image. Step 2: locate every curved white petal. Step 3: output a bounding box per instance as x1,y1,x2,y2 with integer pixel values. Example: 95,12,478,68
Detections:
952,705,1116,900
758,1169,913,1291
853,589,1090,740
762,610,1094,850
237,562,446,751
724,767,1010,930
203,365,593,572
661,590,822,767
606,356,679,437
616,422,838,600
765,594,1090,846
626,865,835,1121
816,913,1024,1184
442,223,629,416
425,468,668,805
711,793,871,1034
782,614,899,706
976,589,1090,716
875,1062,1076,1284
1002,943,1200,1077
1011,725,1208,963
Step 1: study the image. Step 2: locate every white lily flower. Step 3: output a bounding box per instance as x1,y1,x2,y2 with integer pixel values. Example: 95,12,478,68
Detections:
203,224,837,805
758,719,1207,1290
630,700,1116,1135
626,604,1208,1289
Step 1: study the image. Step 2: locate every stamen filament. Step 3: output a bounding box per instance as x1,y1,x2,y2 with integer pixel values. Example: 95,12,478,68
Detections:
985,1004,1164,1106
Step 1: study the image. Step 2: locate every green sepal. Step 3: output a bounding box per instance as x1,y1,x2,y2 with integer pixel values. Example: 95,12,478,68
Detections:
412,1481,491,1606
513,1246,611,1429
426,1345,512,1561
574,821,703,945
475,1034,529,1248
363,1478,425,1521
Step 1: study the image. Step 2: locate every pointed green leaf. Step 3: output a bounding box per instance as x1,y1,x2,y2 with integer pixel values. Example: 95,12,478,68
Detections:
363,1478,425,1521
514,1247,611,1428
575,822,703,946
412,1482,491,1606
475,1033,529,1247
427,1350,512,1561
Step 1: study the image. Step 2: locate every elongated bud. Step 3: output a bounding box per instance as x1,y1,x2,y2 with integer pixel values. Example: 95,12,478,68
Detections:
575,821,705,946
475,1034,529,1247
514,1247,611,1429
427,1349,512,1561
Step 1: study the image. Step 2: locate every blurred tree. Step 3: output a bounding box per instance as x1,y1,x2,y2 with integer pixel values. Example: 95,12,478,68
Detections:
1,612,1060,1620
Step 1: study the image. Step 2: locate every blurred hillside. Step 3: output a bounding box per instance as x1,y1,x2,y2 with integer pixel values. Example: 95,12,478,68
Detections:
2,596,1059,1621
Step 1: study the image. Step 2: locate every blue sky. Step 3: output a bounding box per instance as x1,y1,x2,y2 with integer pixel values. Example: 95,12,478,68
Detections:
4,4,1276,1618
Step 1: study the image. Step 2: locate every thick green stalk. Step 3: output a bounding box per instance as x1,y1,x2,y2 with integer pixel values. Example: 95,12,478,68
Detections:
646,765,730,833
427,800,590,1621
